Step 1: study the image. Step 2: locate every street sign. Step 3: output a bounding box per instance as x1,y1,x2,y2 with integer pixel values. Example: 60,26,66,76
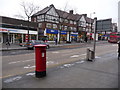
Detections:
96,19,112,32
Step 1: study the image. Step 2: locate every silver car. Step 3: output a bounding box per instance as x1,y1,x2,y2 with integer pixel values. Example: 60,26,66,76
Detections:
25,40,50,49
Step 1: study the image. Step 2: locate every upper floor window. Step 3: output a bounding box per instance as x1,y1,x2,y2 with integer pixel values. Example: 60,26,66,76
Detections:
74,21,77,25
70,20,73,24
38,23,42,28
53,24,57,29
64,26,68,30
64,19,68,23
37,15,44,22
46,23,51,28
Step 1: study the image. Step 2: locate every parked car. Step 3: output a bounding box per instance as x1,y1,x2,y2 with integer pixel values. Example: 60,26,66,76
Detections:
20,40,50,49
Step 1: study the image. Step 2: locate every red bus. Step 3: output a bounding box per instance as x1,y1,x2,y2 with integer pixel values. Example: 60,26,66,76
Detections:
108,32,120,43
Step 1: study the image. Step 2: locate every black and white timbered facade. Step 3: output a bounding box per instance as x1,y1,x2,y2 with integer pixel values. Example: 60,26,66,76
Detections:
31,4,95,42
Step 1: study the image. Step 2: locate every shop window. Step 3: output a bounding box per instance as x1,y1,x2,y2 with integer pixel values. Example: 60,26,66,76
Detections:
31,35,36,40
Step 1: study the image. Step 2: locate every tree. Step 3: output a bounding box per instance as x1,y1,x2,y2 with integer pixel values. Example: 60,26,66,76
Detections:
15,2,40,43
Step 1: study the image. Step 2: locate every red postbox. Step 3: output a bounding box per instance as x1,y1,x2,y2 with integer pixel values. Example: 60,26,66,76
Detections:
34,44,46,78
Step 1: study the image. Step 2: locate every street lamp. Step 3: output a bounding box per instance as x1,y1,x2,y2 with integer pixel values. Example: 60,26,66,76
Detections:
93,17,97,59
90,12,95,34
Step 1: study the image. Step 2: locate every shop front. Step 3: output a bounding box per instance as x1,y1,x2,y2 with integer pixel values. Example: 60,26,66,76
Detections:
60,31,67,41
71,32,78,42
0,28,38,44
45,28,58,41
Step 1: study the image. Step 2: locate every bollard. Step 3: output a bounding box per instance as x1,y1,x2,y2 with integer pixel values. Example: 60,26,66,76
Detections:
34,44,46,78
86,48,90,61
86,48,95,61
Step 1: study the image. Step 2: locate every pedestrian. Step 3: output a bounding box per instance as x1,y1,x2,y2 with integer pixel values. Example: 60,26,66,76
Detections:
85,37,88,42
54,36,57,45
118,41,120,60
6,39,10,46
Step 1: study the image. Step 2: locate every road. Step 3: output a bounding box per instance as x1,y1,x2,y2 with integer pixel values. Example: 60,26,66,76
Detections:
2,42,117,79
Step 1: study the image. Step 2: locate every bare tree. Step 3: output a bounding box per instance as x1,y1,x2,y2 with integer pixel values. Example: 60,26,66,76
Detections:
20,2,40,21
15,2,40,44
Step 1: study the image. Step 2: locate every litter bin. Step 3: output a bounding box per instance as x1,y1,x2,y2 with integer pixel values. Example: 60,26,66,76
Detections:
86,48,94,61
34,44,47,78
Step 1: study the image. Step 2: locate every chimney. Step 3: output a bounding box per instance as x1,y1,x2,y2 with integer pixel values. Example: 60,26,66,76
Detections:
50,4,54,7
83,14,87,17
69,10,73,14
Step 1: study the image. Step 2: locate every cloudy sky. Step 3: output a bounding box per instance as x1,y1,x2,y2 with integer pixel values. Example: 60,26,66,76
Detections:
0,0,119,23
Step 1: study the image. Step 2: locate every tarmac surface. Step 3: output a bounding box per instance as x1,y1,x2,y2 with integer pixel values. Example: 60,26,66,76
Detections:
1,41,119,89
2,50,119,88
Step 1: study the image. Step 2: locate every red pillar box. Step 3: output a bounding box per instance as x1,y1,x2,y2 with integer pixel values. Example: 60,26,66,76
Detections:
34,44,47,78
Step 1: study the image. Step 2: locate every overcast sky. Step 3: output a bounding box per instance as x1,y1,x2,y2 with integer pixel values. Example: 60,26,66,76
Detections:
0,0,119,23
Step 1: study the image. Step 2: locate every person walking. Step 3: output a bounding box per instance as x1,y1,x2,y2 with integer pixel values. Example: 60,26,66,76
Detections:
85,37,88,42
54,36,57,45
118,41,120,60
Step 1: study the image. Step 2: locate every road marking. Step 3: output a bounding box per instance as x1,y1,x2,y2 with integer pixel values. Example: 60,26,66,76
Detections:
26,73,35,76
80,53,86,56
95,56,101,59
8,59,34,64
52,51,59,54
75,60,85,64
47,61,55,65
4,76,22,83
71,55,79,58
70,53,86,58
8,61,21,64
24,65,35,69
60,64,75,68
112,44,117,47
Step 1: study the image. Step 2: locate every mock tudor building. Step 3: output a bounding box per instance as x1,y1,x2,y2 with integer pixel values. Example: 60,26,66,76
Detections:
31,4,94,42
0,16,38,44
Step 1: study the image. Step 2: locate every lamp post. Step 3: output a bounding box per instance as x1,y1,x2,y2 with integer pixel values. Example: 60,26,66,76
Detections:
93,17,97,59
90,12,95,41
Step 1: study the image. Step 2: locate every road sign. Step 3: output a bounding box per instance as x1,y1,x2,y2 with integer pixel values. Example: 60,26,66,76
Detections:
96,19,112,32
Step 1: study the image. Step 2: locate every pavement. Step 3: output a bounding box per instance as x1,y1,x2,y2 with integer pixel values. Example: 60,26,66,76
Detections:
1,41,107,51
2,48,119,88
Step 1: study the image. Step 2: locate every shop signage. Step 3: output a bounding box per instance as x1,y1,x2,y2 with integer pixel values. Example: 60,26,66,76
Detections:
71,32,78,37
0,28,37,34
46,29,58,34
61,31,67,35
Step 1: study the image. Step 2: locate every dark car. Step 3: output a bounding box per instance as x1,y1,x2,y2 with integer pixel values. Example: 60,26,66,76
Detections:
20,40,50,49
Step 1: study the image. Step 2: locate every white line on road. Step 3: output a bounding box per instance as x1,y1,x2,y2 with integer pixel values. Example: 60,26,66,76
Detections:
71,55,79,58
4,76,22,83
70,53,86,58
52,51,60,54
24,65,35,69
75,60,85,64
26,73,35,76
8,59,34,64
